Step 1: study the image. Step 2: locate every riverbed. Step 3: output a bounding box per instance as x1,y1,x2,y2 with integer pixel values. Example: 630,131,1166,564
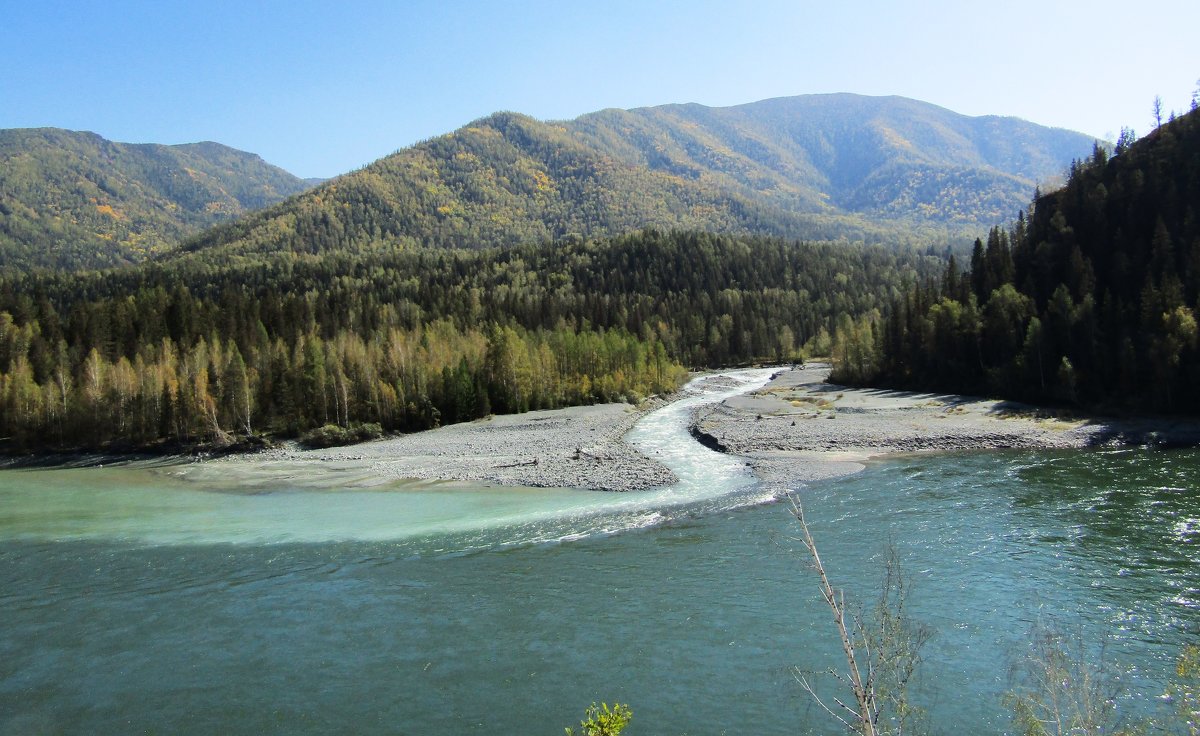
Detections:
0,370,1196,734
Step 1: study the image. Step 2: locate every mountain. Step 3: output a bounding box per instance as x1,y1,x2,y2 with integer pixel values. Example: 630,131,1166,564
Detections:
2,96,1100,271
571,94,1094,226
177,94,1099,262
0,128,315,270
857,106,1200,413
178,111,836,260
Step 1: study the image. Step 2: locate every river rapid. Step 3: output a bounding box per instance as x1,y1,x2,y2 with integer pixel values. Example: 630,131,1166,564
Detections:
0,369,1196,734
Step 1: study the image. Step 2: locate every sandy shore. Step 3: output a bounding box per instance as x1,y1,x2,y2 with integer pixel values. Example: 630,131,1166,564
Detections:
691,364,1200,487
234,398,677,492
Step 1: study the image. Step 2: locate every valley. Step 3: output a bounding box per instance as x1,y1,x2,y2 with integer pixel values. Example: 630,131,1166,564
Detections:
1,79,1197,736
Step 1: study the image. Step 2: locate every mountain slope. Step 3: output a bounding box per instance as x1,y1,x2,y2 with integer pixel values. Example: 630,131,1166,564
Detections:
179,111,872,260
568,93,1095,227
178,95,1099,262
0,128,314,270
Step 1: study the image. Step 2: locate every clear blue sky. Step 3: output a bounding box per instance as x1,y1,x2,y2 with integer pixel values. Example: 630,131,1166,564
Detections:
2,0,1197,179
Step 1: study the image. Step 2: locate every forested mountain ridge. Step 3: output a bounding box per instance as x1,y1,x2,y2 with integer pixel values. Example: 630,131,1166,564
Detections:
177,112,814,259
0,128,315,271
841,105,1200,414
569,94,1096,228
175,95,1100,261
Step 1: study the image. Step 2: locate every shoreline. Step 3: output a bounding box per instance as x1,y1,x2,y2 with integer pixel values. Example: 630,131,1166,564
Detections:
0,399,679,491
692,364,1200,489
6,365,1200,493
205,395,679,492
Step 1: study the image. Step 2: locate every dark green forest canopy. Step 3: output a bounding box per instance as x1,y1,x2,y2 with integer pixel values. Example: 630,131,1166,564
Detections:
843,106,1200,414
0,231,941,451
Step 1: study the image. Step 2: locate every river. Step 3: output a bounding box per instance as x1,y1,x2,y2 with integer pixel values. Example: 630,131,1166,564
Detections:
0,369,1196,734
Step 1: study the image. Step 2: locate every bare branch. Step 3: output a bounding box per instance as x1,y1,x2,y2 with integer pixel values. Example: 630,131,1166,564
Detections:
794,670,854,730
790,492,879,735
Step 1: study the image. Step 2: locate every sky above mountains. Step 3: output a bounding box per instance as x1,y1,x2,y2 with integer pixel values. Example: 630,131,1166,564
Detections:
3,0,1197,179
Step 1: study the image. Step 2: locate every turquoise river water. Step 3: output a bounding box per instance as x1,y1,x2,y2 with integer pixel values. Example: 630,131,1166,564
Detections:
0,370,1197,734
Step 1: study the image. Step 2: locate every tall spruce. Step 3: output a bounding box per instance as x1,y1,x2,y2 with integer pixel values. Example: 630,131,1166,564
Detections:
857,107,1200,414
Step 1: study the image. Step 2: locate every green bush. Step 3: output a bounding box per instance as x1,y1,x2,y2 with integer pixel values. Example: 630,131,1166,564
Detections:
298,422,383,449
564,702,632,736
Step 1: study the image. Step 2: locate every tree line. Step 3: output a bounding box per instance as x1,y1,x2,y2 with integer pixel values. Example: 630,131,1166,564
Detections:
0,230,941,451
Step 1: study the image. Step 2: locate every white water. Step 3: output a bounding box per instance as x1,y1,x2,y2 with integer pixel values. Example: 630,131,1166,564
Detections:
0,368,779,547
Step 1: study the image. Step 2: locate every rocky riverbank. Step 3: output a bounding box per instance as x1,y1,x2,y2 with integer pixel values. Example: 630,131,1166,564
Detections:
189,364,1200,494
221,397,677,492
691,364,1200,486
